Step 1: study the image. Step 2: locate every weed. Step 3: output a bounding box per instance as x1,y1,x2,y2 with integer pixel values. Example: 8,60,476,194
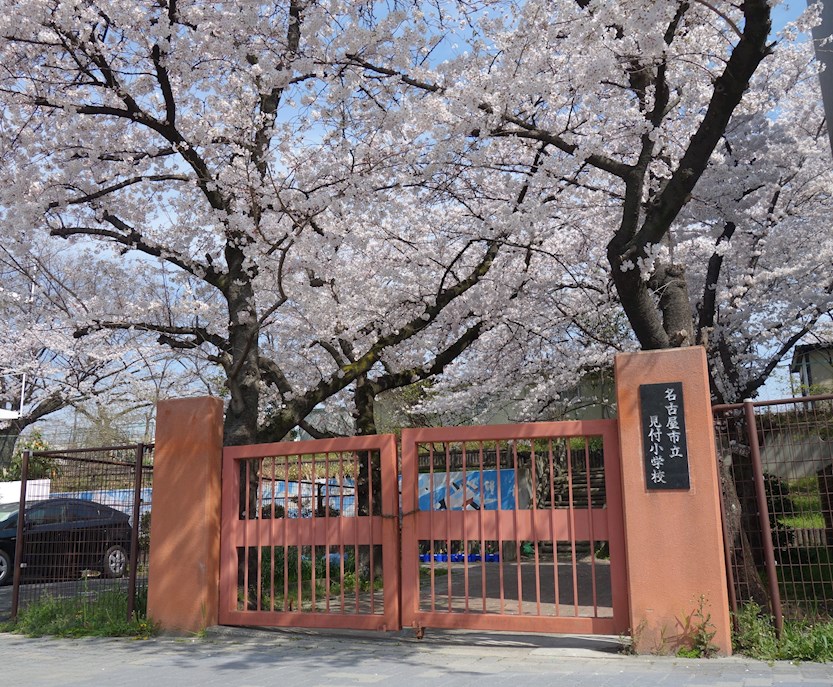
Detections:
733,602,833,662
676,595,719,658
594,541,610,560
4,590,156,639
620,618,647,655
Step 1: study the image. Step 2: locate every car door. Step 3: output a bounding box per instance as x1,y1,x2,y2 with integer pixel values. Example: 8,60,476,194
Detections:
64,501,105,572
23,501,68,580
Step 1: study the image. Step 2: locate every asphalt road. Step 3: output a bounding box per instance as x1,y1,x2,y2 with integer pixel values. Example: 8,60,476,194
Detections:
1,626,832,687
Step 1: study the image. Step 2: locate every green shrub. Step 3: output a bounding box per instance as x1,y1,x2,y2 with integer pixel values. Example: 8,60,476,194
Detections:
733,603,780,659
734,603,833,662
2,431,58,480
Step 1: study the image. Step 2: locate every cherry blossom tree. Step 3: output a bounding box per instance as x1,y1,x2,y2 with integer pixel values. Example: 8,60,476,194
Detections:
0,242,203,466
339,0,832,406
342,0,770,336
0,0,829,458
684,40,833,404
0,0,544,449
4,1,831,611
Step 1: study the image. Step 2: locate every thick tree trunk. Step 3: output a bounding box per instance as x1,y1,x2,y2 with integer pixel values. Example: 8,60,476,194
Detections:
353,375,382,517
715,412,771,610
353,375,382,581
607,250,671,350
533,440,566,509
222,256,264,608
0,426,21,472
649,263,693,347
720,456,770,609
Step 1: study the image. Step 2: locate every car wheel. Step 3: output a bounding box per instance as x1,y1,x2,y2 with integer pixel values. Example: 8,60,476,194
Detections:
103,545,128,578
0,549,12,586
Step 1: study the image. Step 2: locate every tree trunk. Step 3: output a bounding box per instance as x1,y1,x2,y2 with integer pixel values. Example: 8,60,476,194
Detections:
716,411,770,609
533,440,566,509
720,456,770,609
649,263,694,347
353,376,382,519
0,424,21,472
0,395,64,472
223,259,263,609
353,375,382,581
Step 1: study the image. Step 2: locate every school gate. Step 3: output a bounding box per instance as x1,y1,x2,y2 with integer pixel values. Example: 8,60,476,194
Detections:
217,420,627,635
147,348,734,654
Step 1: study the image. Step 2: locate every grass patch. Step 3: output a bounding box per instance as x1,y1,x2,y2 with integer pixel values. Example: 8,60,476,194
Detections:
779,514,826,529
782,475,823,529
734,603,833,662
257,574,386,611
788,477,823,512
2,589,155,639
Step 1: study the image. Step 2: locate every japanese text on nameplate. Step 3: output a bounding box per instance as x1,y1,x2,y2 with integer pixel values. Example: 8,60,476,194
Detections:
639,382,690,490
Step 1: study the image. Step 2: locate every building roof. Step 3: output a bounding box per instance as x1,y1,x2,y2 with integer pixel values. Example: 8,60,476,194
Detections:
790,343,833,373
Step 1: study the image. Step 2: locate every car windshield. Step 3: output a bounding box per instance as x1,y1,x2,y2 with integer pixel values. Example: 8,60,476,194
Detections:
0,502,19,524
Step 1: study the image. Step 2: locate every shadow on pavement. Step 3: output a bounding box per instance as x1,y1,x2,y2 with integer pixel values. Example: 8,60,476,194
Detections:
206,624,625,654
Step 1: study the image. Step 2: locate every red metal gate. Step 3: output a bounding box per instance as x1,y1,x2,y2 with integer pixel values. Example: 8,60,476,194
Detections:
219,421,628,635
400,420,629,634
219,435,400,630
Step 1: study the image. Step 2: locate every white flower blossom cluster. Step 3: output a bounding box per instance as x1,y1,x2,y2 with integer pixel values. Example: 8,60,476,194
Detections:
0,0,830,443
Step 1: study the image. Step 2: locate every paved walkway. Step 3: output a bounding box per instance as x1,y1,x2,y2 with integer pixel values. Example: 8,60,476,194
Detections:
0,626,831,686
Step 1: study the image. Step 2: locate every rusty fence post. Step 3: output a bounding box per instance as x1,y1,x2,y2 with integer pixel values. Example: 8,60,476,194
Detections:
743,400,783,637
10,449,30,621
127,443,145,621
713,410,739,627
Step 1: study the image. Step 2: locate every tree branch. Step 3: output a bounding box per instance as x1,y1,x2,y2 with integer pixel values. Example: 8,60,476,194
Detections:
53,174,190,208
632,0,773,252
152,42,177,126
696,221,736,344
73,320,229,353
374,321,485,394
50,217,224,287
345,55,631,179
297,419,340,440
258,356,293,396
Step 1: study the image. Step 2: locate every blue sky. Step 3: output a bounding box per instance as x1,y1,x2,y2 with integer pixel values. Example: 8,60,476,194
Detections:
773,1,805,30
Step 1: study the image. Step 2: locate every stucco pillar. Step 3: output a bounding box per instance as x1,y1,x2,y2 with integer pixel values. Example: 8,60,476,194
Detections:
147,396,224,633
615,347,731,655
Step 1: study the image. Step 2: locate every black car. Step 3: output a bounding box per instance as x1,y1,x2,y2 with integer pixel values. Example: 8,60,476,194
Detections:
0,498,132,586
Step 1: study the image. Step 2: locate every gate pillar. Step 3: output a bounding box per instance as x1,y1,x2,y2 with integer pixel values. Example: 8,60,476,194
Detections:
614,347,731,655
147,396,224,633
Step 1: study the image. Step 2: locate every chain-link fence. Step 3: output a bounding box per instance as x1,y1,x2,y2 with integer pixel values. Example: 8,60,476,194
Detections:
1,444,153,622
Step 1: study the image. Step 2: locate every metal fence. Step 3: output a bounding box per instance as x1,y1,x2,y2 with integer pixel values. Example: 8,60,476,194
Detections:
5,444,153,622
713,395,833,634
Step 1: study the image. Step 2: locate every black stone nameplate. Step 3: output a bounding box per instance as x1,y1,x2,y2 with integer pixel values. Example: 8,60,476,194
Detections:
639,382,690,490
